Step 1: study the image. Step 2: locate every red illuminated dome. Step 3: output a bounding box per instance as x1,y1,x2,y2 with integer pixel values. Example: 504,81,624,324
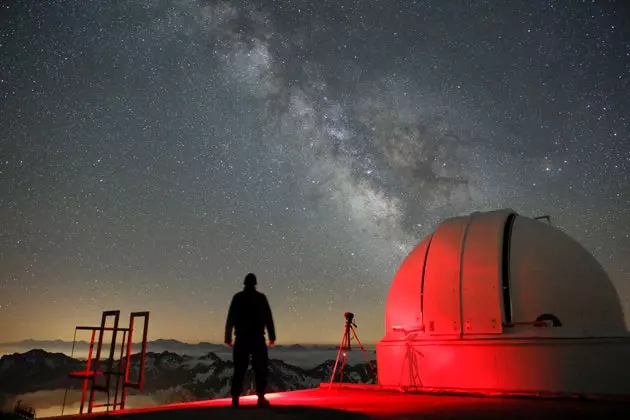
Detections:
376,209,630,396
383,208,626,338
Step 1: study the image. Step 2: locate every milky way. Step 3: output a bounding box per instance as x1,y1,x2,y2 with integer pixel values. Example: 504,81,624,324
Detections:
1,0,629,343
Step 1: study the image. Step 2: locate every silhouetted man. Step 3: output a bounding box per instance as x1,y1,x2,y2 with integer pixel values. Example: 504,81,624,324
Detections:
224,273,276,407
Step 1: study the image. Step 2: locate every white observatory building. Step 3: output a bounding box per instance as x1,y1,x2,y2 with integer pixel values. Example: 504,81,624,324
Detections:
376,209,630,396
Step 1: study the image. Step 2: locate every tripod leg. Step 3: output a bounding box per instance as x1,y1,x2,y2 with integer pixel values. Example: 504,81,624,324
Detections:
339,348,348,383
328,327,349,391
350,327,377,382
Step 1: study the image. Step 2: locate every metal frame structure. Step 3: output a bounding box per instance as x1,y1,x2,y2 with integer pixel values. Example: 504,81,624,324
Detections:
62,310,150,415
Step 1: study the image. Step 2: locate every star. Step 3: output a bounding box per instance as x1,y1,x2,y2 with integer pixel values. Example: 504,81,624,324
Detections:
0,0,628,344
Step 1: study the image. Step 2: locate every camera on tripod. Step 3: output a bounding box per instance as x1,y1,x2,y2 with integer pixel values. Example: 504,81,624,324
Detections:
344,312,356,327
328,311,376,389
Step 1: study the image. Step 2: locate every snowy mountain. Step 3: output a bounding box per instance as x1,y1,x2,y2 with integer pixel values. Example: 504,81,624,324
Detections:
0,349,377,405
0,349,85,395
0,339,227,358
0,340,374,369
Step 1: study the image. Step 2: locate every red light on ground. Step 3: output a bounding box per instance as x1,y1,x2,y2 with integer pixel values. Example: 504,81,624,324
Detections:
239,392,283,401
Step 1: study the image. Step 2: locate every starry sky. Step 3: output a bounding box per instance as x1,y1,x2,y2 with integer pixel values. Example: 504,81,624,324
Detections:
1,0,629,344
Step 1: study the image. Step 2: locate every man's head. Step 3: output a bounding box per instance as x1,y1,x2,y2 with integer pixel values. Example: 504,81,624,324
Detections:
244,272,257,288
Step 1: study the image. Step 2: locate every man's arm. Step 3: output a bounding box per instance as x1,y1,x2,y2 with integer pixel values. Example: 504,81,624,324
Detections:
225,296,236,344
263,295,276,343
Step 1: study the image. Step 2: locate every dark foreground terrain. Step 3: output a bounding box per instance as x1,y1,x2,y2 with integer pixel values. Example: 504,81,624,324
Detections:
33,387,630,420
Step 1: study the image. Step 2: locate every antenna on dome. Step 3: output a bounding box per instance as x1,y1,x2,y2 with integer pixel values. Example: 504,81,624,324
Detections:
328,312,376,390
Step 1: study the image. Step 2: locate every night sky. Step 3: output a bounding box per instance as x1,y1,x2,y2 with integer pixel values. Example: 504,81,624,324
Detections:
1,0,629,344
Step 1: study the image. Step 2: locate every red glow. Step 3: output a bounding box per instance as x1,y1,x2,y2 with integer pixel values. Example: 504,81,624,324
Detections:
378,210,630,396
238,392,283,402
384,236,430,335
39,385,630,420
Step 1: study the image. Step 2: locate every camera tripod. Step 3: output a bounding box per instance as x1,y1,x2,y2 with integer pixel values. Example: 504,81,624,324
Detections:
328,312,377,390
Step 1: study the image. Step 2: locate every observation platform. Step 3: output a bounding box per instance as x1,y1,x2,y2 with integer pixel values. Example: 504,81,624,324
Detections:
40,384,630,420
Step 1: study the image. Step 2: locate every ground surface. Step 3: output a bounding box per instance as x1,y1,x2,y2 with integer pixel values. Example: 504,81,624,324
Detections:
39,387,630,420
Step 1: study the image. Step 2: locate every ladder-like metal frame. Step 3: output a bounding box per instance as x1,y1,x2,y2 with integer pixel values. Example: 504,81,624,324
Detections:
64,310,150,414
120,312,150,409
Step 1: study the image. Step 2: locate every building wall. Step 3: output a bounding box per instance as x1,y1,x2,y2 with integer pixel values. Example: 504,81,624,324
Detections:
376,337,630,395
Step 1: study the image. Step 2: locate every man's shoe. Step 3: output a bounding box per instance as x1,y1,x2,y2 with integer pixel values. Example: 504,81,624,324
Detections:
231,397,239,408
256,397,270,407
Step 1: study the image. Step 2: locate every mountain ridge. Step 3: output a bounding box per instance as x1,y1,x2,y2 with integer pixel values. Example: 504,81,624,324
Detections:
0,339,348,351
0,349,378,406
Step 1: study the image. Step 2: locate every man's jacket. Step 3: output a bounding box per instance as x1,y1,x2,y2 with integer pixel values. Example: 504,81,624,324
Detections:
225,288,276,343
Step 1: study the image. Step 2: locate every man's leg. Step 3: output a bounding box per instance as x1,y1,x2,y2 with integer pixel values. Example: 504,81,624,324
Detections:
230,342,249,404
251,339,269,404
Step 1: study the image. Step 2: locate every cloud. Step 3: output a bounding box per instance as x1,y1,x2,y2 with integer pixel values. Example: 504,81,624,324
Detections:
150,1,483,250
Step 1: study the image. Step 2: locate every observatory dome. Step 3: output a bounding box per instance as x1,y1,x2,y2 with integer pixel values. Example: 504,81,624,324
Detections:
384,209,626,338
